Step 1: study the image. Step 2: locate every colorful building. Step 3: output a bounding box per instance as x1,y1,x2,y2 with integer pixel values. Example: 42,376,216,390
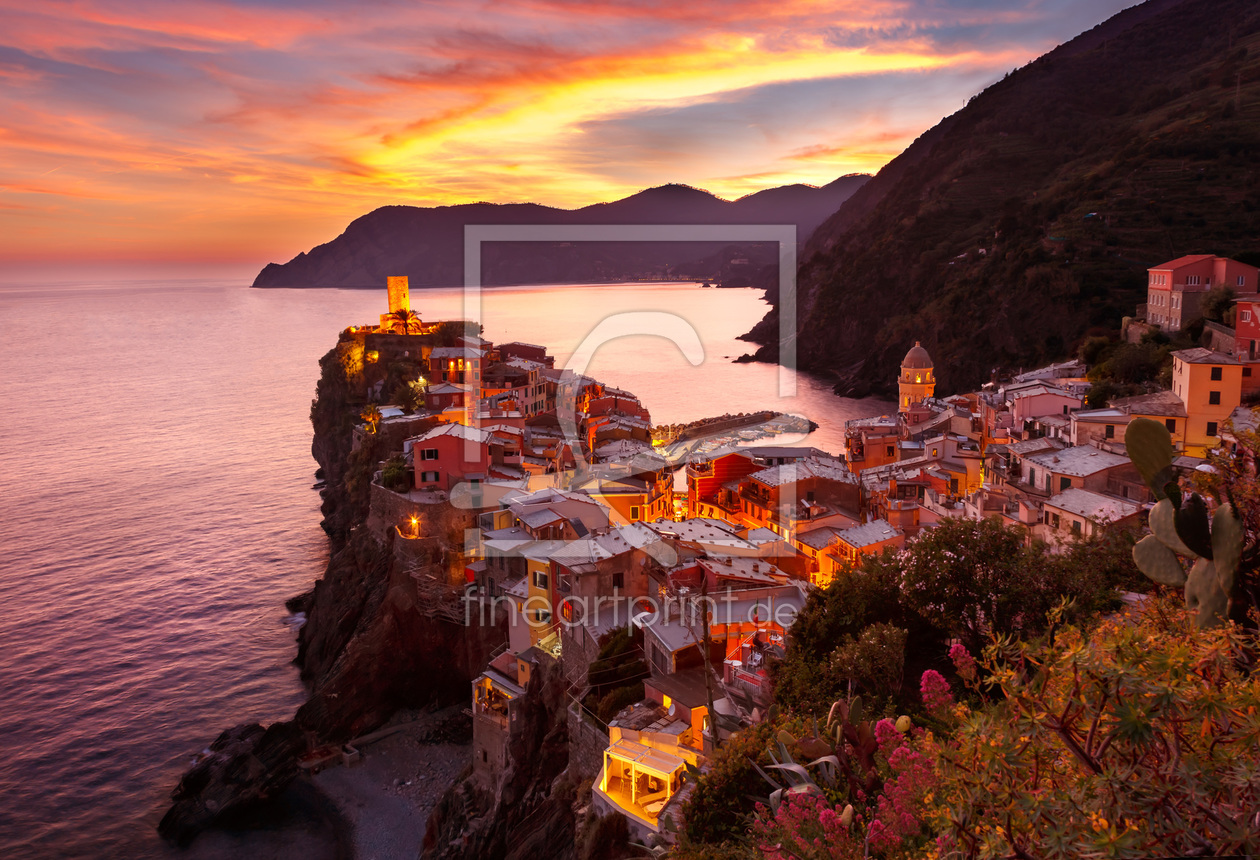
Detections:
1171,348,1243,457
1145,255,1258,333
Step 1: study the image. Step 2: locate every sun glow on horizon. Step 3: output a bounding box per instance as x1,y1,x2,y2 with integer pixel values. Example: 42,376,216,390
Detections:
0,0,1139,265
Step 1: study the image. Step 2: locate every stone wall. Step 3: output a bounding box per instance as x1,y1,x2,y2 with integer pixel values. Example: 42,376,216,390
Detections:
566,701,608,783
367,481,478,560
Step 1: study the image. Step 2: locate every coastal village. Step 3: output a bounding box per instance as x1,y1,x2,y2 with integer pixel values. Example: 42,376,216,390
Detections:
330,258,1257,848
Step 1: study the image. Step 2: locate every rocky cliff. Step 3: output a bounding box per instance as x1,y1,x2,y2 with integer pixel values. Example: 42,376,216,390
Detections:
423,657,578,860
159,334,508,846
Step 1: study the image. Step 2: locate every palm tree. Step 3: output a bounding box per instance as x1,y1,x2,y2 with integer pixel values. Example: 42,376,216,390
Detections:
360,404,383,434
386,308,422,335
397,378,427,414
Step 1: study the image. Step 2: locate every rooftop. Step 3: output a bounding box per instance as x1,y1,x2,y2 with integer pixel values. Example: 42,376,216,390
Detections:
1110,390,1187,418
1172,347,1240,366
902,341,933,369
834,519,902,549
749,456,856,488
1044,488,1142,523
413,422,492,445
1150,254,1216,270
1025,445,1130,477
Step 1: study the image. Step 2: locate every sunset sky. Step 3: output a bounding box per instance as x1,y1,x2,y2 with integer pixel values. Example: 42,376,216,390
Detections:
1,0,1136,278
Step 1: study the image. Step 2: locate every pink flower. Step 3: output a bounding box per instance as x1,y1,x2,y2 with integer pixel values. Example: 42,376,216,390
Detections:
921,669,953,712
949,642,977,681
875,718,902,753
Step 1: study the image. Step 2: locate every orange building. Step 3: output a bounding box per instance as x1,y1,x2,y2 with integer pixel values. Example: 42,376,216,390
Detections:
1171,348,1243,456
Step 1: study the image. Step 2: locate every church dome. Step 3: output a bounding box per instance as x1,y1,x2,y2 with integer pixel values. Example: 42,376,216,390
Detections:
901,341,933,369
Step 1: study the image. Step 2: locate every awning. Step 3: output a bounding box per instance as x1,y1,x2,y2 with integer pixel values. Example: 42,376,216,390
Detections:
605,738,685,780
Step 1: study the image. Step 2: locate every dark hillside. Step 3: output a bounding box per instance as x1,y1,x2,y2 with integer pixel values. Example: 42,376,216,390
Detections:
252,177,867,288
749,0,1260,397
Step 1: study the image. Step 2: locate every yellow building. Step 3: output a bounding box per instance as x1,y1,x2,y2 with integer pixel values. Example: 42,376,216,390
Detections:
899,342,935,413
1171,348,1242,457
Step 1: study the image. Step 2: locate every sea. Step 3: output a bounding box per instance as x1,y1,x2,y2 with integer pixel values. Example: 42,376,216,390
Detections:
0,279,892,859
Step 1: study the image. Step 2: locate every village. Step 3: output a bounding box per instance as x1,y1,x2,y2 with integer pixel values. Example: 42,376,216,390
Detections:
335,257,1259,846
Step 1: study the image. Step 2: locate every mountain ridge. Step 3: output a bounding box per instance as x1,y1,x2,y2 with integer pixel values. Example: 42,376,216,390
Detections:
252,176,869,288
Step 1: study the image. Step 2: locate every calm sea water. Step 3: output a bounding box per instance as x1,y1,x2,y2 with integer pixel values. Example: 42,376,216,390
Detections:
0,280,890,858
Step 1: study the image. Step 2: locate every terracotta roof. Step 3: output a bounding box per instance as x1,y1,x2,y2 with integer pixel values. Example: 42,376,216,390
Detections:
901,341,933,369
1150,254,1214,270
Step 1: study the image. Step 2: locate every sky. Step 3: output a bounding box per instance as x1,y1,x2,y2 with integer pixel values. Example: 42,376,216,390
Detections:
0,0,1139,277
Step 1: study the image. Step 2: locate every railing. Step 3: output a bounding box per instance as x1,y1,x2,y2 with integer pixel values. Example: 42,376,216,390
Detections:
407,564,468,623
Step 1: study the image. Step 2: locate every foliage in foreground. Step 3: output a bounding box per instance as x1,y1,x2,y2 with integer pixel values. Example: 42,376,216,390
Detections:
929,596,1260,858
720,596,1260,859
772,517,1142,718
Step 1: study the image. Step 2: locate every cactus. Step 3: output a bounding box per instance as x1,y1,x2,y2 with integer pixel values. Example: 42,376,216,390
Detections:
1125,418,1244,627
750,696,881,813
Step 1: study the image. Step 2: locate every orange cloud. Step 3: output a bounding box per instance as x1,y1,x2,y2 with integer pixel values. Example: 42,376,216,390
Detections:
0,0,1137,264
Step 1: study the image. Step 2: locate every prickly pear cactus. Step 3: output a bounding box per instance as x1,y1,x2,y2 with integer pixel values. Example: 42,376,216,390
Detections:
1125,418,1244,627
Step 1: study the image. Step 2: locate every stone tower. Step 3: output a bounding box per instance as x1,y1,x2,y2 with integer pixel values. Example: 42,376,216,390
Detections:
387,275,410,314
899,341,935,413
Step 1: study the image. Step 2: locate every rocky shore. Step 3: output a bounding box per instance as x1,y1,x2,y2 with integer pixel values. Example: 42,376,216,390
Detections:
159,337,506,852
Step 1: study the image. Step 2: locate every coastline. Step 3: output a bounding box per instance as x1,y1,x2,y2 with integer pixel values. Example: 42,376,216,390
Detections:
304,706,471,860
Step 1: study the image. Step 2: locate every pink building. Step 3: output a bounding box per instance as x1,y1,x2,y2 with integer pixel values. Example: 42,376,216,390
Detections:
1233,295,1260,394
1145,255,1258,333
1006,382,1083,427
410,423,493,491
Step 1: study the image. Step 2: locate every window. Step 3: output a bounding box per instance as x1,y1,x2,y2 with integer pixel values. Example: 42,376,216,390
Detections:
1105,424,1114,439
1243,310,1253,323
1246,368,1253,377
421,448,439,460
1166,418,1177,432
1071,521,1082,535
1028,467,1036,485
1211,367,1223,381
532,570,548,590
533,609,551,623
630,505,640,520
420,470,439,482
1207,421,1219,437
886,445,895,456
1209,391,1221,405
1060,477,1072,492
1239,275,1247,287
1050,513,1060,529
612,572,624,590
